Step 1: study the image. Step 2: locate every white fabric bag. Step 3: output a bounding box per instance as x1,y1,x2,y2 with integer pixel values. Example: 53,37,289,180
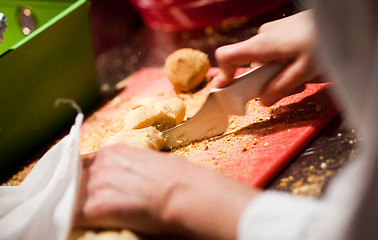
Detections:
0,113,83,240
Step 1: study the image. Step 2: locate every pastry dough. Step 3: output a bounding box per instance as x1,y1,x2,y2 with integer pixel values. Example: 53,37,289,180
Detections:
68,229,141,240
98,96,186,151
165,48,210,92
123,96,186,132
100,126,165,150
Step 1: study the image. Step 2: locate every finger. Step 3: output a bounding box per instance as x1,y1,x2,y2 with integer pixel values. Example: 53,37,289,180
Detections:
259,56,317,106
74,162,90,226
213,46,239,87
80,151,96,168
216,36,278,67
214,39,258,87
214,36,287,87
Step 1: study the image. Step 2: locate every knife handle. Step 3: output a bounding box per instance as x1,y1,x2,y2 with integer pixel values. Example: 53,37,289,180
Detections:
213,62,285,115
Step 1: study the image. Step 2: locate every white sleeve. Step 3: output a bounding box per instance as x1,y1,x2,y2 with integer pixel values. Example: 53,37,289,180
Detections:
238,191,321,240
237,154,371,240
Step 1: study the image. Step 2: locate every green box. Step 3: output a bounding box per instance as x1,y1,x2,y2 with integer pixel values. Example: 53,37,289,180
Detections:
0,0,99,175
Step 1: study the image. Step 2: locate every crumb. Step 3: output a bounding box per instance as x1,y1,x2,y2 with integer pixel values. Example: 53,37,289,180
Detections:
307,174,316,183
320,162,327,169
100,83,110,92
316,104,322,112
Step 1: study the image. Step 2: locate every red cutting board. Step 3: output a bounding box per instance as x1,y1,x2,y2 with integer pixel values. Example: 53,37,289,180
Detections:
81,67,338,188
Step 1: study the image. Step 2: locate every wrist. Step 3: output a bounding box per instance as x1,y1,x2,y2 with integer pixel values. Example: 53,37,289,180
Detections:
159,165,261,239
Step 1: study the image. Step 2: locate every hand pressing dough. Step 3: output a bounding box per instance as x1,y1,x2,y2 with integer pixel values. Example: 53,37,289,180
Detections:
124,96,186,132
100,126,165,150
165,48,210,92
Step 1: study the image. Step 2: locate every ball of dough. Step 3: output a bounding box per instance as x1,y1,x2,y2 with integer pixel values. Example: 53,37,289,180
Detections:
100,126,166,151
165,48,210,92
123,96,186,132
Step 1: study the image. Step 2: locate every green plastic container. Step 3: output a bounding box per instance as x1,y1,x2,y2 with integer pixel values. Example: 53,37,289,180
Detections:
0,0,99,176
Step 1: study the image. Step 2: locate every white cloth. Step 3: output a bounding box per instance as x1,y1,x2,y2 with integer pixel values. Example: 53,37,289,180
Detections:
0,114,83,240
0,13,6,44
238,0,378,239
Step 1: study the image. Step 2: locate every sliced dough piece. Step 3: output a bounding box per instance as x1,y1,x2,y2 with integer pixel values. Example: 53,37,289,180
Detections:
68,229,141,240
100,126,166,150
165,48,210,92
124,96,186,131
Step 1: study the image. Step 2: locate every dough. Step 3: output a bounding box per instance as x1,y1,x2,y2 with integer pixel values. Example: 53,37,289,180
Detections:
68,229,141,240
164,48,210,92
99,96,187,151
100,126,165,150
123,96,186,132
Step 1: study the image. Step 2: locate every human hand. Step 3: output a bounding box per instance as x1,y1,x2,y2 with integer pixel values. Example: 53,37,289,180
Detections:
214,10,322,106
75,145,259,239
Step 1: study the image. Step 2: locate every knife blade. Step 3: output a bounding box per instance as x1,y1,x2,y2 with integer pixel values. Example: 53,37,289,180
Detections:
162,62,285,150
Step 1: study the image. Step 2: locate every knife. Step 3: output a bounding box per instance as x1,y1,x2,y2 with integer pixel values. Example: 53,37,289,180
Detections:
162,62,285,150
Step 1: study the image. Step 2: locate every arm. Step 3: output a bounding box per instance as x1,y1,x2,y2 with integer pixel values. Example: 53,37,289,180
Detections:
75,145,261,239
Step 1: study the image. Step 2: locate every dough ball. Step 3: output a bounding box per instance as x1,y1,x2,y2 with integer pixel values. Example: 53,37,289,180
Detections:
165,48,210,92
100,126,166,151
124,96,186,132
